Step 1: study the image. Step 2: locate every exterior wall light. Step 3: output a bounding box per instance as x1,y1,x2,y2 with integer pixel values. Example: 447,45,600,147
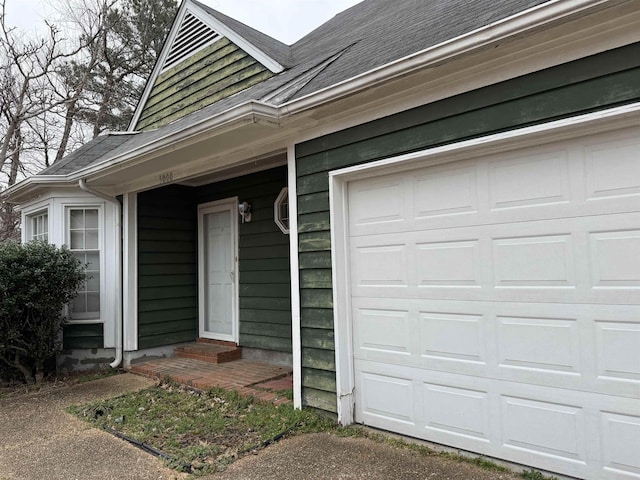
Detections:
238,201,252,223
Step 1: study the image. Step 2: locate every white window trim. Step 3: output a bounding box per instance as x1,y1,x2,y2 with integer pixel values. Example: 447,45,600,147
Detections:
21,200,51,244
274,186,290,234
26,209,49,242
64,204,105,325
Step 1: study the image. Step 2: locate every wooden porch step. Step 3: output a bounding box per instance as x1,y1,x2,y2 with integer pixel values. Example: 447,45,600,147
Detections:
174,340,242,364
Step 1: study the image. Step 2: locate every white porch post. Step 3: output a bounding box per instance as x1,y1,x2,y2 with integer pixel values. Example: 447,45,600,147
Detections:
287,144,303,409
122,192,138,353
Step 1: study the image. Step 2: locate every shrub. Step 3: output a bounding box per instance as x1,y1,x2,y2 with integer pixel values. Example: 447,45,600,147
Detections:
0,241,85,383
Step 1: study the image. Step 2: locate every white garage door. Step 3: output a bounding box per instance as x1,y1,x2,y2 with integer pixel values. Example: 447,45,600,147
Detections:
347,126,640,479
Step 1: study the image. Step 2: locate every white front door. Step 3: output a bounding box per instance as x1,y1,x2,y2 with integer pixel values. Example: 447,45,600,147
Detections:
198,199,238,342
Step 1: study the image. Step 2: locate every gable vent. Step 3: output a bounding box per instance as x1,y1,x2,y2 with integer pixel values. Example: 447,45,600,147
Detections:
163,12,222,71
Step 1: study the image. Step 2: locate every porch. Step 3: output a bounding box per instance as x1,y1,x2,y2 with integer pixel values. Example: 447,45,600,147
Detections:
129,341,293,406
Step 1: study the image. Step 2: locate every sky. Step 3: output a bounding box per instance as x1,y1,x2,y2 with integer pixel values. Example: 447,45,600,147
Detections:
4,0,364,44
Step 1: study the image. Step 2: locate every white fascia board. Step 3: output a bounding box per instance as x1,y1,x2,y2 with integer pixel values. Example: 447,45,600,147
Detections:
280,0,618,116
3,176,75,202
70,101,281,182
127,2,188,131
10,0,629,197
5,101,280,201
189,2,285,74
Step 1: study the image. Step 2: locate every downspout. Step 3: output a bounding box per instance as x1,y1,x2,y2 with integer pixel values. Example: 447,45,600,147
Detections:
78,178,122,368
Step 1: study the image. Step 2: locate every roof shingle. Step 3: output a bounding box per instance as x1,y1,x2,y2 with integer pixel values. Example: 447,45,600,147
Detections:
35,0,551,178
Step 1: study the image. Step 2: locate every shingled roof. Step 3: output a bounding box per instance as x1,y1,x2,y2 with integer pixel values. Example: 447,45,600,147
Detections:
39,134,137,176
30,0,551,179
286,0,550,99
194,0,293,67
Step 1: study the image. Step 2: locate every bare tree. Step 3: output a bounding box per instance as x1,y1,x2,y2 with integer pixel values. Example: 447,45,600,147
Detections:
0,0,82,239
0,0,177,239
52,0,177,156
52,0,116,161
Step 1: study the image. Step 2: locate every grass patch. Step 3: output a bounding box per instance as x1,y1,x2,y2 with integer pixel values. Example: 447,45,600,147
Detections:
520,469,559,480
69,381,333,475
68,380,560,479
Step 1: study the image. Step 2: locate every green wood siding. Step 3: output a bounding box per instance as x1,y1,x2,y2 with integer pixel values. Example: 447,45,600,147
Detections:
63,323,103,350
138,185,198,350
196,166,292,353
295,43,640,412
135,39,273,131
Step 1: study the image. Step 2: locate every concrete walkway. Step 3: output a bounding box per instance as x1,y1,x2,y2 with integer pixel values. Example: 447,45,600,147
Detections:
209,433,523,480
0,374,183,480
0,373,524,480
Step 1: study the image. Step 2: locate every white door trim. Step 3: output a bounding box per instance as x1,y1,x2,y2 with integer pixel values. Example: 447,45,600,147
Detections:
198,197,239,343
328,102,640,425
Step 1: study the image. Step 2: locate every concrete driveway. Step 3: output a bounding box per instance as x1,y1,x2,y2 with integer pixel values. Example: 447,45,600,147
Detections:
0,374,181,480
0,373,523,480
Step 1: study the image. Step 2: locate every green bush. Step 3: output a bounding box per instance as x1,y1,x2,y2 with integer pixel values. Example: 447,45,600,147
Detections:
0,241,85,383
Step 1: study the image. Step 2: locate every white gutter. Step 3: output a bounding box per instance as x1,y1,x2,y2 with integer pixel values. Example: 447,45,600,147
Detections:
78,179,123,369
280,0,615,116
2,176,74,200
4,0,617,195
70,102,280,181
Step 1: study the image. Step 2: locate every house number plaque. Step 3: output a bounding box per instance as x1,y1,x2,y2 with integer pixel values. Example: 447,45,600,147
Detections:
158,172,174,184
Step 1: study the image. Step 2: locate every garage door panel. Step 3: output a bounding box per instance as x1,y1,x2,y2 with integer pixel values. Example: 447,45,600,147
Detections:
353,307,412,356
358,371,417,426
594,320,640,384
349,132,640,239
601,412,640,479
496,315,581,375
356,359,640,479
352,298,640,398
422,382,492,442
500,395,587,462
350,201,640,238
348,174,407,228
493,303,640,399
420,311,486,364
492,233,576,288
584,133,640,201
352,297,489,378
351,213,640,304
413,163,480,219
348,127,640,479
350,242,411,287
415,239,482,287
488,148,571,211
589,229,640,288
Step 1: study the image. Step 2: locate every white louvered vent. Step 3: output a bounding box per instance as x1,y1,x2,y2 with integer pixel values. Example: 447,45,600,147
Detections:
162,12,222,71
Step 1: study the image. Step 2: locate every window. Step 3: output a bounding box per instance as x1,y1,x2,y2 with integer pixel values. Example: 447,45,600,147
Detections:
28,211,48,241
274,187,289,234
68,208,100,320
